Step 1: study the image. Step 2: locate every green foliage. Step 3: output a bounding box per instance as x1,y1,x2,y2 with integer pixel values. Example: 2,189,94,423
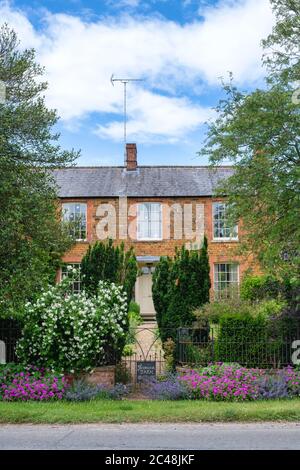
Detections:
241,275,283,301
128,301,141,316
195,296,287,326
195,297,254,325
124,301,143,348
152,256,172,331
128,301,142,328
0,25,78,317
152,237,210,342
199,0,300,277
262,0,300,84
240,274,299,320
81,239,137,306
184,343,212,366
163,338,176,371
16,273,128,372
215,314,269,366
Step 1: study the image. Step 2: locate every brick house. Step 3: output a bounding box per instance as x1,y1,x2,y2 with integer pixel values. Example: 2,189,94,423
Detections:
53,144,259,320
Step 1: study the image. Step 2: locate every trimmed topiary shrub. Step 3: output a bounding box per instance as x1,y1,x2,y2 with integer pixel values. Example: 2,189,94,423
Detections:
81,239,137,306
152,237,210,343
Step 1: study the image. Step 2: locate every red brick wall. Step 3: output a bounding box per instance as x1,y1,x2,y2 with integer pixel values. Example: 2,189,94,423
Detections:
60,196,261,295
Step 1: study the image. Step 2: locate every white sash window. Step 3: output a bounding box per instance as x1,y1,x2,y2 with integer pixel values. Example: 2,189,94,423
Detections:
62,202,87,240
137,203,162,240
213,202,238,240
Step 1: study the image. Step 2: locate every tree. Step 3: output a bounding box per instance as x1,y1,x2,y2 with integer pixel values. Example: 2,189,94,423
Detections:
262,0,300,84
81,239,138,306
0,24,77,167
0,24,78,316
199,0,300,279
152,238,211,342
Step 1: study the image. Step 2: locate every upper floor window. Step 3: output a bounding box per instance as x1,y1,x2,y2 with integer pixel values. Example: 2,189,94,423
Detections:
137,203,162,240
62,203,87,240
213,202,238,240
61,264,82,294
214,263,239,299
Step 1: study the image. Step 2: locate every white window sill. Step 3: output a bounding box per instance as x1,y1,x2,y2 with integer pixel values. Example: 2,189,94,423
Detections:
136,238,163,242
212,238,239,243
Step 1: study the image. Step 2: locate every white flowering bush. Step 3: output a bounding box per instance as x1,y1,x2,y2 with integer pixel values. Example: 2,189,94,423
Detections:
16,270,128,372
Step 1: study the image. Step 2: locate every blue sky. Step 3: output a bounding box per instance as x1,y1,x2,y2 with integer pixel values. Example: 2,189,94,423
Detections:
0,0,274,166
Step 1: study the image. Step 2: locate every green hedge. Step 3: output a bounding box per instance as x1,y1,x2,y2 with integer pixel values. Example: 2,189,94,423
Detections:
215,314,274,367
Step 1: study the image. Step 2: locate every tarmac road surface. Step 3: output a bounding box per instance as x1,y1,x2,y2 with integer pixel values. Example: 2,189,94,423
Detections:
1,422,300,450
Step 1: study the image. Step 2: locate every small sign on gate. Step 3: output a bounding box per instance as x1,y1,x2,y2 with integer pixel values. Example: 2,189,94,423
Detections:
136,361,156,383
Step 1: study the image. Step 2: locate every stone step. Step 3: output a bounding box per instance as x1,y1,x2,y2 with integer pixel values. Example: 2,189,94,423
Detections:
141,315,156,322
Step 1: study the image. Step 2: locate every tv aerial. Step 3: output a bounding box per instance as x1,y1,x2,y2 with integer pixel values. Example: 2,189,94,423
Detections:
111,74,144,165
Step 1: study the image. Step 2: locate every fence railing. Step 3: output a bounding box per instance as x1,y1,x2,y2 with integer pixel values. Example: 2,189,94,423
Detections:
177,325,300,368
1,321,300,370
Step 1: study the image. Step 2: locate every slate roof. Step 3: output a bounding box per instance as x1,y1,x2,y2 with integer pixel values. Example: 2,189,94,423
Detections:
52,166,234,198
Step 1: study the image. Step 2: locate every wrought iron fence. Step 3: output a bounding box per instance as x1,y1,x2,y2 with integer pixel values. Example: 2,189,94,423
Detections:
177,324,300,368
2,321,300,372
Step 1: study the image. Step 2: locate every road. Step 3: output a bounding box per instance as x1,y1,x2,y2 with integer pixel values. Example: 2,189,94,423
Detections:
1,423,300,449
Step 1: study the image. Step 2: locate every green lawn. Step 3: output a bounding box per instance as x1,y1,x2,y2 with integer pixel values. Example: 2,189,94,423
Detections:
0,399,300,424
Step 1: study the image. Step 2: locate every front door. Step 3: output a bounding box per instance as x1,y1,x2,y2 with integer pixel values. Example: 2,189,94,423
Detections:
135,273,156,321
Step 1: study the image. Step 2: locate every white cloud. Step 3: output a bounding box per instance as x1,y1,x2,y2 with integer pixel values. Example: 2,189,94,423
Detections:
95,89,215,143
0,0,275,143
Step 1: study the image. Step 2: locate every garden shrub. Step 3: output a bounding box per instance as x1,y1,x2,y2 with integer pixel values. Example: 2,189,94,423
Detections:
16,274,128,372
194,298,255,325
81,239,137,305
215,314,270,367
240,275,282,301
152,237,210,343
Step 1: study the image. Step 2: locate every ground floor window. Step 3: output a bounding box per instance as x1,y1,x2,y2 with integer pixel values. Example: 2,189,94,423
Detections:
61,263,82,294
214,263,239,299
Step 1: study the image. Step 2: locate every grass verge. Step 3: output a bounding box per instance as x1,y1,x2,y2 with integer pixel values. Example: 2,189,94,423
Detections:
0,399,300,424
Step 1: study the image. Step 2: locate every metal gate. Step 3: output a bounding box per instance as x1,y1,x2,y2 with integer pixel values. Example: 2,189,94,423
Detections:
120,326,175,385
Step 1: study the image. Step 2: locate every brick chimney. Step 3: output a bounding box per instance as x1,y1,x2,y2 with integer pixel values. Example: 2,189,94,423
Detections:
126,143,137,171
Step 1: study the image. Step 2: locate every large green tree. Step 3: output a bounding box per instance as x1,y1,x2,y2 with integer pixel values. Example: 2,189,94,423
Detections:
0,24,78,317
200,0,300,279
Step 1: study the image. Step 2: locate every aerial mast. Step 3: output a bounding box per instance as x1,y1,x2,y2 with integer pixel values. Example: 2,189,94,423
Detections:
111,74,144,165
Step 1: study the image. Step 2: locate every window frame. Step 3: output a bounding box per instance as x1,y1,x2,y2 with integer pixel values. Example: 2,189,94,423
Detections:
137,202,163,241
61,263,82,294
62,202,87,241
212,202,238,242
213,263,239,299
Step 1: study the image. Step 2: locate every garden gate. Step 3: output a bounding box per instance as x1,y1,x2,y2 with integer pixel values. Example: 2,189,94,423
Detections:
121,326,176,385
